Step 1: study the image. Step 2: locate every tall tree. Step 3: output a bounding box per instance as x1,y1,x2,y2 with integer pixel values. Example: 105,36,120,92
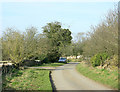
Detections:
2,28,24,65
23,27,38,60
42,21,72,62
83,8,118,57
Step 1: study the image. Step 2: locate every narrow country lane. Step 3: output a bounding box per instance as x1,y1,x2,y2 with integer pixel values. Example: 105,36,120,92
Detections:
51,62,113,91
0,67,2,92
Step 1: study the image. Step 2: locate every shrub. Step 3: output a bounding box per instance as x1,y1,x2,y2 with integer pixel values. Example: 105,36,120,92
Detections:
110,55,118,66
105,55,118,70
79,57,84,62
37,54,46,61
90,53,109,67
66,59,71,62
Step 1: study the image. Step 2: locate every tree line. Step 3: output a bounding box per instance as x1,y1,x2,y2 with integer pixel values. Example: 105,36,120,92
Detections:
1,22,72,66
71,8,118,67
1,7,118,68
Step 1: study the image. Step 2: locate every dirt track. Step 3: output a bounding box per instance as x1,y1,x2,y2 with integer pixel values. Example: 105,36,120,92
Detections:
51,62,113,90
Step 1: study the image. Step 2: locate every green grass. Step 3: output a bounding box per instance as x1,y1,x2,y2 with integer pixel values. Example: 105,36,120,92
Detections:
0,61,11,63
3,68,52,90
32,62,65,67
76,63,118,89
68,59,81,62
2,62,65,90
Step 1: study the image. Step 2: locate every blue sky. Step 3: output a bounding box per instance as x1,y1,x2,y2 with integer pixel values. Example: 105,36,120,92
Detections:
1,2,117,39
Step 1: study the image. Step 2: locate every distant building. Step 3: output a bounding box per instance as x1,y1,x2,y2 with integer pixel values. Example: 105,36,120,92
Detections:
67,55,83,59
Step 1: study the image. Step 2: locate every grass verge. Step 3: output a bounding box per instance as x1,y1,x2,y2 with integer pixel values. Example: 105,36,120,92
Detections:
68,59,81,62
32,62,65,67
2,68,52,90
76,63,118,89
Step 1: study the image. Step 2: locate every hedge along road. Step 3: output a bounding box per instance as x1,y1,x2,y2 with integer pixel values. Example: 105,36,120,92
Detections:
51,62,112,91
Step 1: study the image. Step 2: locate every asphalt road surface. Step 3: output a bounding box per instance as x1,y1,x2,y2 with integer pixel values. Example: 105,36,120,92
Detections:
0,67,2,92
51,62,113,91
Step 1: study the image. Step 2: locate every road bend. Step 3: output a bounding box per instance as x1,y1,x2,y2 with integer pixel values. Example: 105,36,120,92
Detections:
51,62,113,91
